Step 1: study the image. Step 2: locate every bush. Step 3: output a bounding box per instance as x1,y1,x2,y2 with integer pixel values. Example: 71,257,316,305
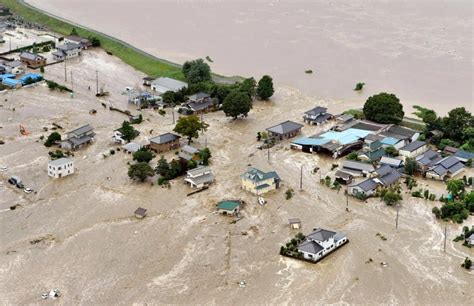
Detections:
461,257,472,269
432,207,441,218
346,152,359,161
133,149,153,163
354,82,365,91
285,188,294,200
44,132,61,147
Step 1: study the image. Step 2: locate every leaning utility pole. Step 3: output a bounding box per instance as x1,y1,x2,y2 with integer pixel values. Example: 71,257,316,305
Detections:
299,165,303,190
395,206,399,229
70,71,74,92
95,70,99,94
345,189,349,212
64,58,67,82
444,223,447,252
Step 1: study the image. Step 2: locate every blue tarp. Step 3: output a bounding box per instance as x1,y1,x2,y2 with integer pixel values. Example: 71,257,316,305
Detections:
381,137,399,146
0,74,15,80
292,137,330,146
2,78,22,87
20,73,43,84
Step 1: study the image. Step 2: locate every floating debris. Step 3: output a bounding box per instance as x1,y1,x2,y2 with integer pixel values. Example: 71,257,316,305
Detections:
238,280,246,288
305,69,313,74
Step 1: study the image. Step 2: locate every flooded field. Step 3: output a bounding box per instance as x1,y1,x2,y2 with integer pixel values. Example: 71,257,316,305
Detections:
0,41,473,303
26,0,473,115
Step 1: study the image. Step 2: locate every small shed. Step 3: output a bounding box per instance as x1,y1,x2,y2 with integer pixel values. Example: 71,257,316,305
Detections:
288,218,301,230
143,77,155,86
335,170,354,185
217,200,241,216
134,207,147,219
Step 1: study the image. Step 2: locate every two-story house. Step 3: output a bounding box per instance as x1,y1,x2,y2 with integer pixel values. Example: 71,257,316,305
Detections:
48,158,74,178
53,43,82,60
241,167,280,195
303,106,333,125
184,166,214,189
61,124,95,150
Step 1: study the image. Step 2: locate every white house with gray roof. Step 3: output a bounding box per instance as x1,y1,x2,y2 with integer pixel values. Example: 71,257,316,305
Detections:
303,106,333,125
297,228,347,262
53,43,82,60
348,178,378,197
48,158,74,178
184,166,214,189
266,120,303,141
151,77,187,95
399,140,427,160
341,160,375,177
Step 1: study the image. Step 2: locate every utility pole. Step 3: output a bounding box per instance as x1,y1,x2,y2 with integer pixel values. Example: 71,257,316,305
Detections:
444,223,447,252
70,70,74,92
267,146,270,162
64,58,67,82
395,206,399,229
299,164,303,190
172,103,175,124
96,70,99,94
9,37,11,51
345,189,349,212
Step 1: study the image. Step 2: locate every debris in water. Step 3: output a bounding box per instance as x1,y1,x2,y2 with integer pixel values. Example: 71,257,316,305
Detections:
239,280,246,288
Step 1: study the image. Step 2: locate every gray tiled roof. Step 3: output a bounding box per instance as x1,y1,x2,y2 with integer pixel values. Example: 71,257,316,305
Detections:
20,52,44,61
380,156,403,167
152,77,187,91
387,125,419,138
58,42,82,51
335,170,353,180
307,228,337,242
48,157,73,167
187,92,210,101
304,106,327,116
149,132,180,144
342,160,375,172
376,165,393,177
68,124,93,136
298,240,324,254
400,140,426,152
353,178,378,192
379,170,401,186
266,120,303,135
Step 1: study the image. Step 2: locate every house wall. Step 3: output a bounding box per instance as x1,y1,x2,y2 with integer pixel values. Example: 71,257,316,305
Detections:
149,140,180,153
241,177,277,195
399,145,427,160
48,161,74,178
269,129,301,140
299,236,347,262
349,185,375,196
21,57,46,68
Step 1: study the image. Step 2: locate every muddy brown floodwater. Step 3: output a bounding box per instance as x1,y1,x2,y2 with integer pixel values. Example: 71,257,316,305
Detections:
26,0,474,115
0,40,473,304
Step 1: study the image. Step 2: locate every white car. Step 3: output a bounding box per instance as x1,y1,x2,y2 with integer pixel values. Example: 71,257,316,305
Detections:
23,187,33,194
258,197,266,206
0,166,7,171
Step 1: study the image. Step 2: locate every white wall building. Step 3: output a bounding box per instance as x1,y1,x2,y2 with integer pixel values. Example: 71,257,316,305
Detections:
48,158,74,178
297,228,347,262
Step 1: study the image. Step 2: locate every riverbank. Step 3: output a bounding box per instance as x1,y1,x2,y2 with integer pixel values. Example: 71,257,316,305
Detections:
0,0,240,83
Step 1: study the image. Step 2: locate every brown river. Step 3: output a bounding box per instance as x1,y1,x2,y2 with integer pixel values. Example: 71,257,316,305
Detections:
26,0,473,115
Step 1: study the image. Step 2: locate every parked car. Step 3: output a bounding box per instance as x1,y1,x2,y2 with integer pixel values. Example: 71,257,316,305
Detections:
8,175,21,186
0,165,7,171
23,187,33,194
16,182,25,189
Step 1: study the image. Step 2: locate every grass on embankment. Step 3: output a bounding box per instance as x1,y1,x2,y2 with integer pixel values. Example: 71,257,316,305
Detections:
1,0,183,80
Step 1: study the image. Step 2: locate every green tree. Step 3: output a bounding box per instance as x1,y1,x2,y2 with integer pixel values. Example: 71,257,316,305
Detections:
173,115,209,145
384,146,399,157
447,179,465,197
198,148,212,166
70,28,79,36
256,75,274,100
162,91,175,104
404,157,417,175
132,149,153,163
44,132,61,147
120,121,138,142
441,107,473,142
461,257,472,270
413,105,438,130
239,77,256,98
346,152,359,161
222,91,252,119
182,58,211,84
363,93,404,124
155,156,170,176
432,206,441,218
88,36,101,47
383,190,402,206
128,162,154,182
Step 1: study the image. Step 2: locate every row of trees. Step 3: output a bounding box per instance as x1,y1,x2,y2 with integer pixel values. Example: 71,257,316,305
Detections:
414,105,474,152
432,179,474,223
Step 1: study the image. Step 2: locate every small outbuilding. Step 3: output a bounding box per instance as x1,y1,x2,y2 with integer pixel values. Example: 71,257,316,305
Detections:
266,120,304,141
217,200,241,216
288,218,302,230
134,207,147,219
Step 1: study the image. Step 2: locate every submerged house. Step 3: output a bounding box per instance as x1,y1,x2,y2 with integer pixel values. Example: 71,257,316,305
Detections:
19,52,46,68
348,178,378,197
48,158,74,179
266,120,304,141
185,92,214,114
64,35,92,49
178,145,199,162
415,150,442,174
372,165,402,187
296,228,348,263
217,200,241,216
426,156,465,180
148,133,180,153
151,77,187,95
340,160,375,177
398,140,427,160
291,128,372,158
454,150,474,164
53,43,82,60
184,166,214,189
61,124,95,150
303,106,332,125
241,167,280,195
380,156,404,169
